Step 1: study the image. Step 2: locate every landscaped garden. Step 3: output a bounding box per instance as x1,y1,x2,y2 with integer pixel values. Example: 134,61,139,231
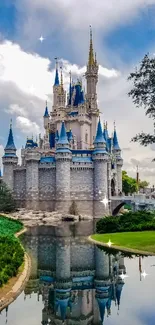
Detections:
0,216,24,287
91,211,155,254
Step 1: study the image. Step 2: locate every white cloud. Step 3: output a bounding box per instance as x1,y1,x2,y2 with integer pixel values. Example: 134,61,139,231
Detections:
16,116,40,135
19,0,155,32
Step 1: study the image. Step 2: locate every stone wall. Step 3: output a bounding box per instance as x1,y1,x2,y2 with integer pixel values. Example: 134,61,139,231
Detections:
14,169,26,200
39,167,56,201
70,167,93,201
71,240,94,270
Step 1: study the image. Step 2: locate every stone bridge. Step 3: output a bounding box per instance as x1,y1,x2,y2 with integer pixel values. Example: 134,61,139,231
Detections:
110,195,155,215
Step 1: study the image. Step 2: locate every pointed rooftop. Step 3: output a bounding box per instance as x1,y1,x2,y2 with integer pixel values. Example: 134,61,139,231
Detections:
5,120,16,150
113,122,120,150
57,121,69,145
54,58,59,86
88,25,95,67
94,118,106,144
44,101,49,117
97,297,109,323
55,130,59,142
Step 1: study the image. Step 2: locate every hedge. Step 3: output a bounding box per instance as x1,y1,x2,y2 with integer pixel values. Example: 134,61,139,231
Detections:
96,211,155,234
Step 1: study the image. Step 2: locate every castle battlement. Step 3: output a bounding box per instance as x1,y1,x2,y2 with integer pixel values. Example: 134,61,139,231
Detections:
2,29,123,218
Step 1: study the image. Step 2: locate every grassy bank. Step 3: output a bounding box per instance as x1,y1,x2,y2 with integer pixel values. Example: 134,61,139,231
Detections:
91,231,155,253
0,215,24,287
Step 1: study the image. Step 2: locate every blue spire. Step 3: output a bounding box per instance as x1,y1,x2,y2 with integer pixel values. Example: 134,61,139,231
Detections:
54,58,59,86
68,71,72,105
68,129,73,142
79,90,85,104
113,122,120,150
116,282,124,307
55,130,59,142
44,101,49,117
0,169,2,177
97,297,108,323
5,120,16,150
57,121,69,145
94,118,106,144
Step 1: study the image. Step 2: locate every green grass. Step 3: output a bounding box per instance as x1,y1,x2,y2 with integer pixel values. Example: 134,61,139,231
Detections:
0,215,23,237
91,231,155,253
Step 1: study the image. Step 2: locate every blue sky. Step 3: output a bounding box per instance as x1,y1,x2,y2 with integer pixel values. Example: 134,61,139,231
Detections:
1,0,155,182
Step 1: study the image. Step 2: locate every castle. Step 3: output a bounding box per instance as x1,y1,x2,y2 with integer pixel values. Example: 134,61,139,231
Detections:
2,29,123,218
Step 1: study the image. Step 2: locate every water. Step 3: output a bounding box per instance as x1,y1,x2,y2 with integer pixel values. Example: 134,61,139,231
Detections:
1,225,155,325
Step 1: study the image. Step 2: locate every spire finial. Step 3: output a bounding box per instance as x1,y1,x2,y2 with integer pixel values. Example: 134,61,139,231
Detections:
106,121,108,129
88,25,94,67
10,118,12,129
46,100,47,106
114,120,116,131
54,57,59,86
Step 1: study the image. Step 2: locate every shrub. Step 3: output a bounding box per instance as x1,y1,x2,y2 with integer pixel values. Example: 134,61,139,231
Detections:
0,235,24,287
69,201,79,215
96,211,155,234
0,182,16,212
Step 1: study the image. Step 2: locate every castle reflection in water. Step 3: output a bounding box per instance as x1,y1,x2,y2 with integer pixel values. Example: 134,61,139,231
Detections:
22,223,126,325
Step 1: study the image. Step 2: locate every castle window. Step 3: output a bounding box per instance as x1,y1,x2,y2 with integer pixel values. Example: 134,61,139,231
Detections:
85,133,88,143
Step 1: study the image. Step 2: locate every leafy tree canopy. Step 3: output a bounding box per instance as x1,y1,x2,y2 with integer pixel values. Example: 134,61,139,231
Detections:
139,180,149,189
128,54,155,146
122,170,138,195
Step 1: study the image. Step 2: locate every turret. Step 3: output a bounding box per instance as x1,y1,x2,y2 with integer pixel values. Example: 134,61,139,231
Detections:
112,122,123,193
25,147,41,210
55,121,72,212
43,101,49,130
2,121,18,190
85,26,99,146
52,58,60,111
93,118,109,217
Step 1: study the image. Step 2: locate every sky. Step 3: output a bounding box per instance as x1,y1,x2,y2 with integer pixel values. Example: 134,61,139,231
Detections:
1,0,155,184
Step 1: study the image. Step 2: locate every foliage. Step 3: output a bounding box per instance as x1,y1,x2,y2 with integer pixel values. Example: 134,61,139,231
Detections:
128,54,155,146
69,200,79,215
0,235,24,287
0,215,23,236
139,180,149,189
122,170,138,195
92,231,155,253
96,210,155,234
0,182,16,212
0,216,24,287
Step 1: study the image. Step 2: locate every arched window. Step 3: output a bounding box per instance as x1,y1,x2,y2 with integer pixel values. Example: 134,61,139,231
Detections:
85,133,88,143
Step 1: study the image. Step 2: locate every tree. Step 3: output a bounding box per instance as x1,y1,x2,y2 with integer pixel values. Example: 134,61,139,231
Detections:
0,182,16,212
122,171,138,195
128,54,155,146
139,180,149,190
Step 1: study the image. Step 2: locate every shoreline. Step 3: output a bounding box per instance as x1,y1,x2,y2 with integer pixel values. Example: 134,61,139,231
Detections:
0,227,31,312
88,235,155,256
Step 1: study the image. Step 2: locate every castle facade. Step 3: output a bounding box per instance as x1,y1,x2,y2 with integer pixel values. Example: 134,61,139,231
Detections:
2,29,123,217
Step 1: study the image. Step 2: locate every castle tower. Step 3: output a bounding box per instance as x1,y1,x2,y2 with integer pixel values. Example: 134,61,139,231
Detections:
93,118,109,217
112,122,123,193
85,27,99,146
95,246,111,324
52,58,60,111
43,101,49,131
56,238,71,280
55,121,72,212
25,149,40,210
2,121,18,190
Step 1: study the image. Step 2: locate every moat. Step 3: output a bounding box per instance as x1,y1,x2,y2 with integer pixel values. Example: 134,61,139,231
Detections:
1,222,155,325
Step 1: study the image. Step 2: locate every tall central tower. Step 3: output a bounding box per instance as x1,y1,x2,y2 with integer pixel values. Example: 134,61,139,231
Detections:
85,27,99,146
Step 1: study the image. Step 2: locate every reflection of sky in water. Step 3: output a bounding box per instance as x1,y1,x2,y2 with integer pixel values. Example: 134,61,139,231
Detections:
1,250,155,324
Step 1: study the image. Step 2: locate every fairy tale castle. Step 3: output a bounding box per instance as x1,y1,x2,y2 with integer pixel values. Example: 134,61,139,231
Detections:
2,29,123,217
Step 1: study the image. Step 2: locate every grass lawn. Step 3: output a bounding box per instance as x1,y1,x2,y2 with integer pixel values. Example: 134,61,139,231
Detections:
91,231,155,253
0,215,23,236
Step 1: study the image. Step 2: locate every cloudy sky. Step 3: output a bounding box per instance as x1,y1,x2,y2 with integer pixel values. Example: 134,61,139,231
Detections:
1,0,155,184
